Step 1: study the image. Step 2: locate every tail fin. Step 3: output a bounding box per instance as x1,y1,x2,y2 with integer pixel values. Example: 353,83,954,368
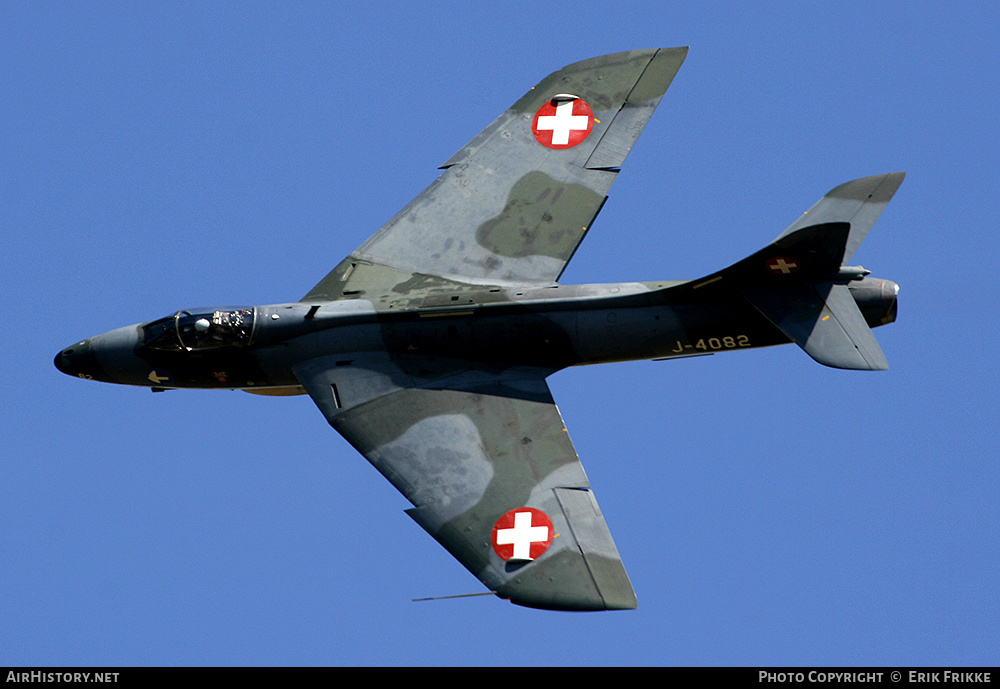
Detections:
692,173,905,370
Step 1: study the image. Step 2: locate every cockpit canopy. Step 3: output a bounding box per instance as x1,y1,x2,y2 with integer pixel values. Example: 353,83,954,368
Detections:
142,307,256,351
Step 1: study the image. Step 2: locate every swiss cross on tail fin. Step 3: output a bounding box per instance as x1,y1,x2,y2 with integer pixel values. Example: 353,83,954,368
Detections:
741,174,905,370
725,222,853,284
676,174,905,370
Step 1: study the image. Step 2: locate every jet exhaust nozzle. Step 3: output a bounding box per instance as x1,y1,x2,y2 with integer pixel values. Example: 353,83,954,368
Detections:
848,277,899,327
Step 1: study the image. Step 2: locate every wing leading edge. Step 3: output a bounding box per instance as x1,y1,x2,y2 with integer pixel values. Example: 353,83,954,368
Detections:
303,47,688,301
292,355,636,611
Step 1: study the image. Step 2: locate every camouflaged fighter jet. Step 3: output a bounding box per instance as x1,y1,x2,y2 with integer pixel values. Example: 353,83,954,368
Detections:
54,47,904,611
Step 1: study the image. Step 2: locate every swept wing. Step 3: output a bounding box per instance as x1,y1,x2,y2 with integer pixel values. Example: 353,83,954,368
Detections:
292,49,689,608
293,355,636,610
303,47,688,300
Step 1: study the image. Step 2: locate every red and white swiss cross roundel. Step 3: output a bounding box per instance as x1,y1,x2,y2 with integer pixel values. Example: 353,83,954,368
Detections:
531,96,594,149
491,507,554,562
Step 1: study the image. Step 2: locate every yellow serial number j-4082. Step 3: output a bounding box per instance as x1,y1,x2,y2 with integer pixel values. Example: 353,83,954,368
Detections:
671,335,751,353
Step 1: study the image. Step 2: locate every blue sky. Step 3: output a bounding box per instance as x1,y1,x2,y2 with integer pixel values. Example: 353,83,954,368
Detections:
3,1,998,666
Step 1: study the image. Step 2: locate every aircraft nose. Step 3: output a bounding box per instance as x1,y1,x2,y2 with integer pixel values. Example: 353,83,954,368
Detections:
54,338,105,381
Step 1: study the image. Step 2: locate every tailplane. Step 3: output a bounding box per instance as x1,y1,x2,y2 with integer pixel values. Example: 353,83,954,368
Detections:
774,172,906,264
743,279,893,370
691,173,904,370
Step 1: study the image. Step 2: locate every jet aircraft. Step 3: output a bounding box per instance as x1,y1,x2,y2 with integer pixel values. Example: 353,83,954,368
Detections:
55,48,904,611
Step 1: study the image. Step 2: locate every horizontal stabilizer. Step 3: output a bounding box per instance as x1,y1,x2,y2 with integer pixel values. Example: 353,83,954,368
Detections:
776,172,905,264
743,281,888,370
682,173,904,370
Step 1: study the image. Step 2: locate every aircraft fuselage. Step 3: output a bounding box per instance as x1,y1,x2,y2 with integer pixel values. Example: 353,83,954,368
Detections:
55,276,896,393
